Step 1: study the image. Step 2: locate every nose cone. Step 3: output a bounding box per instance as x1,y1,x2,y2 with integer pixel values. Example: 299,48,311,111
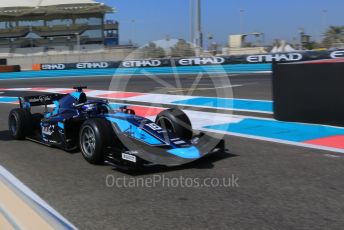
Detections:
167,146,201,159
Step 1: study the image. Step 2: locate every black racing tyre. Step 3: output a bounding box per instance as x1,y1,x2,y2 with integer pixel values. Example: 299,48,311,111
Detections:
8,108,32,140
155,108,193,141
79,118,113,164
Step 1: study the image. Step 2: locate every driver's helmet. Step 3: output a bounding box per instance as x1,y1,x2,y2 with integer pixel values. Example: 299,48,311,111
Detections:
82,103,98,112
82,102,109,114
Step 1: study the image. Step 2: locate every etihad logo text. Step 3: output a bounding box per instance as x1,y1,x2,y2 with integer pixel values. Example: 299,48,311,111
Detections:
247,53,303,63
121,60,161,68
179,57,225,65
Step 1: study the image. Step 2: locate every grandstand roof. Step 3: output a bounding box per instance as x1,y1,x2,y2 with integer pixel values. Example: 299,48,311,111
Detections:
0,0,113,16
0,0,100,8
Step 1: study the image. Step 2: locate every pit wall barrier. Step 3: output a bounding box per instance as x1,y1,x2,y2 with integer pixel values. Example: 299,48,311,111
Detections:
33,49,344,71
0,64,272,80
273,58,344,127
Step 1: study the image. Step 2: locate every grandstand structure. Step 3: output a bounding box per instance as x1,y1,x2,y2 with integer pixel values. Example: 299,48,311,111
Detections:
0,0,118,53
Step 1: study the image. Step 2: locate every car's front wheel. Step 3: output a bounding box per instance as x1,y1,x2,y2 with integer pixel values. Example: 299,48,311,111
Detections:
79,119,113,164
155,108,193,141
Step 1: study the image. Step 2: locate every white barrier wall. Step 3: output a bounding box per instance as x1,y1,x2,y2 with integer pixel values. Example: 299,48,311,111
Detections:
5,48,145,70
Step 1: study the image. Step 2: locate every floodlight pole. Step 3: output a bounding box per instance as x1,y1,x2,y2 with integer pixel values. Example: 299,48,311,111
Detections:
321,9,327,38
240,9,245,34
130,19,135,45
194,0,203,56
75,33,81,61
190,0,194,43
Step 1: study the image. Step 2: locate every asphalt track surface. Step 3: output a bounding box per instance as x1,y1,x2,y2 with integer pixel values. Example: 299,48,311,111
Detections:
0,73,344,230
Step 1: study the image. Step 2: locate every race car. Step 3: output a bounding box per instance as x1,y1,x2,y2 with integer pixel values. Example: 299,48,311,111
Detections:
8,86,225,170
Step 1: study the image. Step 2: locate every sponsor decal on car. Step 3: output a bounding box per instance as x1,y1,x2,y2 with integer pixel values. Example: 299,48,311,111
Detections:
122,152,137,163
42,125,55,136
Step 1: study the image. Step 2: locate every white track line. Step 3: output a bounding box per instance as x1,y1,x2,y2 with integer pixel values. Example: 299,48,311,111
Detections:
0,166,77,230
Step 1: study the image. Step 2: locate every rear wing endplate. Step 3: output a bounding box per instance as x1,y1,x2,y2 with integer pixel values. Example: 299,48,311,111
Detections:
19,93,65,109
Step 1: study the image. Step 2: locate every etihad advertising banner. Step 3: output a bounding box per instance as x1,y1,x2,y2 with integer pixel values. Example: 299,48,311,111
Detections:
38,49,344,70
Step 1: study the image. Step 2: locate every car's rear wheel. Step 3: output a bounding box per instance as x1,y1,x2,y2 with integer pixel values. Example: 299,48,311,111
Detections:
79,119,113,164
155,108,193,141
8,108,32,140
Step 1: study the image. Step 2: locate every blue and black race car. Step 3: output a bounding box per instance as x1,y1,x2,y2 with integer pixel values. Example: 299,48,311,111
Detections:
8,87,225,170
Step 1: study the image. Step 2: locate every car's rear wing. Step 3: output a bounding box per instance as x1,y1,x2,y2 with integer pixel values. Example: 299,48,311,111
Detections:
19,93,65,109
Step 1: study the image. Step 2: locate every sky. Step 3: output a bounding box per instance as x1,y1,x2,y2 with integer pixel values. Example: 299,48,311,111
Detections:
100,0,343,46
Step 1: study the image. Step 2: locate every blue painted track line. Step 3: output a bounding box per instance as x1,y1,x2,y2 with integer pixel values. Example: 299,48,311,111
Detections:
172,97,273,113
0,64,272,80
0,97,18,103
204,118,344,143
